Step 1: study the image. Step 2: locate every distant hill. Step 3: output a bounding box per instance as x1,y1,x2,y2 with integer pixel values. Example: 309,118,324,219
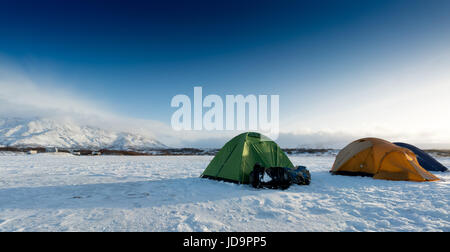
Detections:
0,117,166,150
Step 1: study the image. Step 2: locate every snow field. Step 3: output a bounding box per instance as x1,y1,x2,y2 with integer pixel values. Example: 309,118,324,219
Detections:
0,153,448,231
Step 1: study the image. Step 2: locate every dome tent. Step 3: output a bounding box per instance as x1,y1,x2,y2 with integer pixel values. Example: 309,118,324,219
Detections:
394,142,448,172
331,138,439,182
201,132,294,184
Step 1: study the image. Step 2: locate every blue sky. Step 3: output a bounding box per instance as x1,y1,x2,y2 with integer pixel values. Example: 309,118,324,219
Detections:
1,0,450,147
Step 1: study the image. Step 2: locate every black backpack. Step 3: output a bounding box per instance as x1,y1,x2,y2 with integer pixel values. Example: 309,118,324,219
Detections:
249,164,311,190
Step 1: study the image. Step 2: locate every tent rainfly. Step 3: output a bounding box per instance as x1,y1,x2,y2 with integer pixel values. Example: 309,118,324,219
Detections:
331,138,439,182
201,132,294,184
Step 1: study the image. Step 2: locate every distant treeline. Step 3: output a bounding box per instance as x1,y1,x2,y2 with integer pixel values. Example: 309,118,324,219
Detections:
1,146,449,157
425,149,450,157
0,147,216,156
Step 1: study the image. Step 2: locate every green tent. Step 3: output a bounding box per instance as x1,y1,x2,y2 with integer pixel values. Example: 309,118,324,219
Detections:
201,132,294,184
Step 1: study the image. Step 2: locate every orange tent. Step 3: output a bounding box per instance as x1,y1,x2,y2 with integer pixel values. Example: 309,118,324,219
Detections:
331,138,439,182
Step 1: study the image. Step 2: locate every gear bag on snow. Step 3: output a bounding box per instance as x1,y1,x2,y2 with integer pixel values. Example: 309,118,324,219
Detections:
249,163,311,189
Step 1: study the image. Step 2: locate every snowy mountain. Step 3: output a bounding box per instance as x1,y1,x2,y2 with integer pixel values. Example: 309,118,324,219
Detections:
0,117,166,150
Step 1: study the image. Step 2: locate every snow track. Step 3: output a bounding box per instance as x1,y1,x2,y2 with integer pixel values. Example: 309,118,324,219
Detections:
0,153,448,231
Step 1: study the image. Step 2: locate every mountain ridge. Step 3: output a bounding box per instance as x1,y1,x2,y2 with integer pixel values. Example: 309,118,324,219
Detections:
0,117,167,150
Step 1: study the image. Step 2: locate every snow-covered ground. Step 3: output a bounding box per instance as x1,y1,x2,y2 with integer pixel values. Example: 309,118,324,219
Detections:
0,152,448,232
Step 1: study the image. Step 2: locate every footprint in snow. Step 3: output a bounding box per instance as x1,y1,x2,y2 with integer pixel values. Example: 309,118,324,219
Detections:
307,206,333,215
127,192,150,198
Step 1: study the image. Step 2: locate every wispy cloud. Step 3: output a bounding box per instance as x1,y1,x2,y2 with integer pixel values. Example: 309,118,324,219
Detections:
0,59,113,118
0,59,171,139
0,60,243,147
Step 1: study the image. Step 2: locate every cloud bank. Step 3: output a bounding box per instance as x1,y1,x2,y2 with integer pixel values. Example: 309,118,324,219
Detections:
1,56,450,149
